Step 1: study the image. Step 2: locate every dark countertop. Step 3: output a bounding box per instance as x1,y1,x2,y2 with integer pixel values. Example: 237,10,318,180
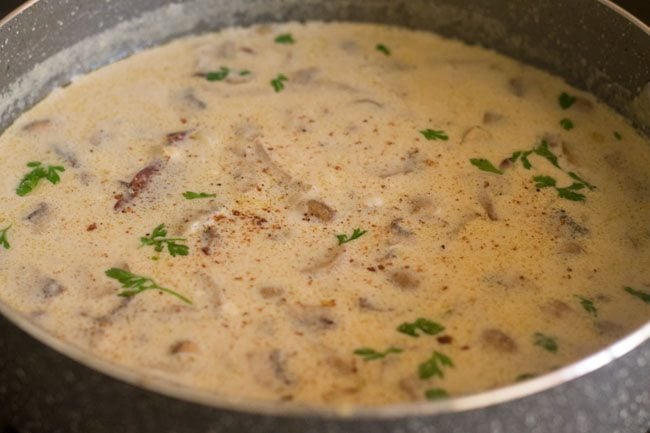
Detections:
1,0,650,23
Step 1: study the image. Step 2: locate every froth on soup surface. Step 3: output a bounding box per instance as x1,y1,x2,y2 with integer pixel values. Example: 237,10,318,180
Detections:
0,22,649,407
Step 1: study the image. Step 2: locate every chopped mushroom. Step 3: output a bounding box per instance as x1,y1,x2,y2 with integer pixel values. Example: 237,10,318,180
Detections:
22,119,52,132
25,202,49,224
114,162,163,211
460,126,492,145
481,329,517,353
170,340,200,354
388,270,420,290
306,199,336,222
539,299,573,318
41,278,65,298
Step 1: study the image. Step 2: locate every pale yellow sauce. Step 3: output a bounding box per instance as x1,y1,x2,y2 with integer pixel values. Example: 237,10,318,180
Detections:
0,22,649,407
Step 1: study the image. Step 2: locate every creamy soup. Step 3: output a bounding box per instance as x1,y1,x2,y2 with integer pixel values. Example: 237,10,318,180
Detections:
0,22,649,407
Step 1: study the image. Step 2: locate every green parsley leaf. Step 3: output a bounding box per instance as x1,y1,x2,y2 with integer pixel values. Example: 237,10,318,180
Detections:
533,175,557,188
559,118,574,130
183,191,217,200
624,286,650,304
16,161,65,196
613,131,622,140
420,129,449,141
419,351,454,380
558,92,577,109
275,33,295,44
239,70,251,76
105,268,192,304
556,186,586,202
533,140,560,169
470,158,503,175
424,388,449,400
567,172,595,190
271,73,288,92
336,228,367,245
376,43,391,56
0,225,11,250
533,332,558,353
353,347,402,361
397,318,445,337
140,224,189,257
575,295,598,317
206,67,230,81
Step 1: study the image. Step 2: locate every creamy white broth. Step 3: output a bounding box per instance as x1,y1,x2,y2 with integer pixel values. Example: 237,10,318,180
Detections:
0,22,649,406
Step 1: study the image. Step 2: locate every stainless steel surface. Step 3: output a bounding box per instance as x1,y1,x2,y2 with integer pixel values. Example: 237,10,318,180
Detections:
0,1,649,432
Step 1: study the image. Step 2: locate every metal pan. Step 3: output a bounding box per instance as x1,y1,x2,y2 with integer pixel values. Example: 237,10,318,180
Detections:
0,1,648,432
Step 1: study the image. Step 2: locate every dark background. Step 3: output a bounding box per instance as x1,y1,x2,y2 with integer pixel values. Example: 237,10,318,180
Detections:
1,0,650,23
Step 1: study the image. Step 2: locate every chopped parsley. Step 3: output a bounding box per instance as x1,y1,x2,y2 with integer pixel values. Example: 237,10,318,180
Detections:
624,286,650,304
0,225,11,250
576,295,598,317
397,318,445,337
470,158,503,175
533,175,586,202
16,161,65,196
420,129,449,141
559,118,574,130
274,33,295,44
424,388,449,400
105,268,192,304
353,347,402,361
206,67,230,81
533,332,558,353
140,224,189,257
270,73,288,92
558,92,577,109
613,131,622,140
336,228,367,245
509,150,533,169
183,191,217,200
533,140,560,169
419,351,454,380
376,43,391,56
239,70,251,76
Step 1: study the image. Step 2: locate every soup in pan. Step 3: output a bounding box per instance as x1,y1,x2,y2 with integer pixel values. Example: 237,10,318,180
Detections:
0,22,648,406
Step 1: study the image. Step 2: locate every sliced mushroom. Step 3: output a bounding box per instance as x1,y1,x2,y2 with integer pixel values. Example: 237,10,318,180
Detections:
41,278,65,298
482,112,503,124
22,119,52,132
508,77,526,97
477,193,498,221
170,340,200,354
25,202,49,224
460,126,492,145
539,299,573,318
389,218,413,237
53,145,79,168
114,161,163,211
306,199,335,222
481,329,517,353
388,270,420,290
302,246,345,272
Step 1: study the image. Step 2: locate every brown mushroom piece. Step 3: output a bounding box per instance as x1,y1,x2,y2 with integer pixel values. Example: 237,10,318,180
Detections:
482,111,503,124
41,278,65,299
477,193,498,221
481,329,517,353
170,340,200,355
507,77,526,97
22,119,52,132
25,202,49,224
460,126,492,145
539,299,573,318
388,270,420,290
114,161,163,211
306,199,336,222
389,218,413,237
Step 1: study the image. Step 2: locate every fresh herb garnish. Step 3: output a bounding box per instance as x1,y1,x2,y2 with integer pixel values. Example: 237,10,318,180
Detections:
559,118,574,130
419,351,454,379
271,73,288,92
376,43,391,56
576,295,598,317
558,92,577,109
105,268,192,304
353,347,402,361
515,373,537,382
336,228,367,245
533,332,558,353
183,191,217,200
0,225,11,250
533,140,560,169
624,286,650,304
275,33,295,44
567,172,595,190
533,175,586,202
509,150,533,169
424,388,449,400
206,67,230,81
397,318,445,337
613,131,622,140
16,161,65,196
239,70,251,76
470,158,503,175
420,129,449,141
140,224,189,257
